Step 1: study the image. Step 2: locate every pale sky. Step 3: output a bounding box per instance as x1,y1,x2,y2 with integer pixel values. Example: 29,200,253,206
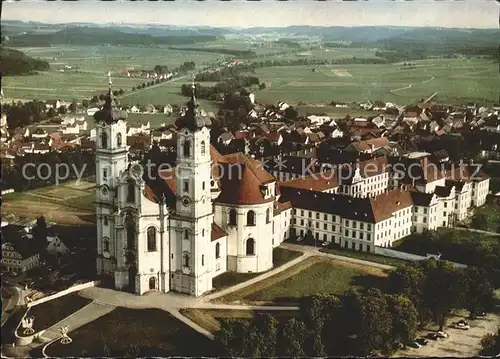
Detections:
2,0,499,29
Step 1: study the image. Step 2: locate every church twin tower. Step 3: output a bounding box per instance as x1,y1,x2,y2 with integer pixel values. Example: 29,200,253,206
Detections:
94,80,216,296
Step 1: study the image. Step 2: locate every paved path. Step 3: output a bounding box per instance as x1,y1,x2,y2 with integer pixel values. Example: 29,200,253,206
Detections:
39,301,115,344
280,242,396,271
452,226,500,237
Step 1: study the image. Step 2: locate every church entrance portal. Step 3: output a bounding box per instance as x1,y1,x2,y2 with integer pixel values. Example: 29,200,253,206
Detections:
149,276,156,290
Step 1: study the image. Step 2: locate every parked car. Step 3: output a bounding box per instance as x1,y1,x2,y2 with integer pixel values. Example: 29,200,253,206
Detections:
427,333,441,341
407,341,422,349
453,321,470,330
416,338,429,346
321,241,329,247
437,331,449,338
296,236,304,242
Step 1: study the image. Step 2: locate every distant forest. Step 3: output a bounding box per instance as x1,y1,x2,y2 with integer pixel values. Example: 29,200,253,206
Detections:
3,27,219,47
169,46,257,58
0,47,50,75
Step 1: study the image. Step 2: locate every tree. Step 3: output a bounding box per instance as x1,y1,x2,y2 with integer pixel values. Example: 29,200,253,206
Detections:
259,82,267,90
132,87,136,91
57,105,67,114
216,319,251,356
421,260,468,331
90,95,99,104
347,289,394,356
252,314,278,357
68,101,77,113
386,294,418,348
464,267,495,318
99,94,105,101
284,106,299,121
480,329,500,356
278,318,307,357
82,99,90,108
118,89,124,95
471,213,488,230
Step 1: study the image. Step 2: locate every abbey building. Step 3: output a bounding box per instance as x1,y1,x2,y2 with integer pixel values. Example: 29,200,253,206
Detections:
94,82,490,297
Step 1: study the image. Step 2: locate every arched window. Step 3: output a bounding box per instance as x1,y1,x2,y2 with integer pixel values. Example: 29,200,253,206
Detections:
183,252,190,267
215,242,220,259
101,131,108,149
183,140,191,157
246,238,255,255
201,141,206,155
117,133,122,147
127,179,135,202
184,229,189,240
147,227,156,252
229,209,237,226
266,208,271,223
247,210,256,226
202,229,205,237
103,237,110,252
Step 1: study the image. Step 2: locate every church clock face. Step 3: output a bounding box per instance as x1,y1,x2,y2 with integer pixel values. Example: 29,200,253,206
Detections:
181,196,191,207
101,186,109,195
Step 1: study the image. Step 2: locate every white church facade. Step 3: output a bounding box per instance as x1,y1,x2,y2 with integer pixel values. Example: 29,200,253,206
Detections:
94,83,292,296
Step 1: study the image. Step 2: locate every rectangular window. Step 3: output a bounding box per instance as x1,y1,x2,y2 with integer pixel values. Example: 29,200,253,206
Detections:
315,222,319,229
300,219,304,226
103,169,107,181
301,210,304,216
202,182,205,190
308,211,312,218
345,220,350,227
324,224,327,230
183,180,189,193
367,234,371,241
324,214,327,220
316,213,320,219
103,216,108,226
344,229,349,237
202,255,204,266
360,223,364,230
367,224,371,231
353,222,357,229
359,232,364,240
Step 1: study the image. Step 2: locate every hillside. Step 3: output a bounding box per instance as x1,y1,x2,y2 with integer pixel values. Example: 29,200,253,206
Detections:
3,26,220,47
0,47,50,75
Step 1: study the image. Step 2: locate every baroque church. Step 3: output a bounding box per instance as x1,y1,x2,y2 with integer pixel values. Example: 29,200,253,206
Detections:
94,81,292,296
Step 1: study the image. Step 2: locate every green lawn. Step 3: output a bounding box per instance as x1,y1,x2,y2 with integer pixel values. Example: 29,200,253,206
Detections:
44,307,221,357
24,293,92,333
319,246,409,267
245,258,388,304
180,308,298,333
212,247,303,291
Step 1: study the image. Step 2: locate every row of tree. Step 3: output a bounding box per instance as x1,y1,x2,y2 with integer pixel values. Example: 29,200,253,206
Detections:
180,75,260,102
395,230,500,287
2,149,96,191
217,259,496,357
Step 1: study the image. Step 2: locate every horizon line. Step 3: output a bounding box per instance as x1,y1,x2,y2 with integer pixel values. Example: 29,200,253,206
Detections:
2,19,497,30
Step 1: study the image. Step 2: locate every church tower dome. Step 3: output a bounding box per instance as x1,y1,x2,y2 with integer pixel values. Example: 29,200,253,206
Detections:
175,80,212,132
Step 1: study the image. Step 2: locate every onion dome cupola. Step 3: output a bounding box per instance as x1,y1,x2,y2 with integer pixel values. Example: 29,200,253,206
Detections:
94,72,128,125
175,80,212,132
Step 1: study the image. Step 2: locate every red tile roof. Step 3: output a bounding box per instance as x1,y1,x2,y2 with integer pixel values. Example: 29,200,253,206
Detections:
211,222,227,242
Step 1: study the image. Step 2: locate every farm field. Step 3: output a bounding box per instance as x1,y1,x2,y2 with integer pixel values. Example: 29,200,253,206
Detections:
2,45,230,101
217,256,388,305
3,179,96,225
249,58,498,105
